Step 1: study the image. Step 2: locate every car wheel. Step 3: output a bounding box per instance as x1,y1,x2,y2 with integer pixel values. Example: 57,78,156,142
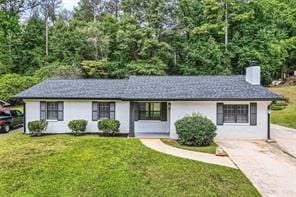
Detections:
4,124,10,133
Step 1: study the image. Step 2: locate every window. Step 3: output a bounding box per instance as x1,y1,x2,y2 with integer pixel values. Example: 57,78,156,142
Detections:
0,110,10,116
15,110,23,116
10,110,18,117
223,104,248,123
138,102,161,120
47,102,58,120
92,102,115,121
40,101,63,121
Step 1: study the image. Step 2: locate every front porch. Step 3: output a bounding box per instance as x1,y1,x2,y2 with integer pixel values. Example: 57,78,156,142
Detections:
129,102,171,137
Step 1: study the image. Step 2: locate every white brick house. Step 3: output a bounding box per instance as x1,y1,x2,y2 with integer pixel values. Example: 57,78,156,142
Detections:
15,65,281,139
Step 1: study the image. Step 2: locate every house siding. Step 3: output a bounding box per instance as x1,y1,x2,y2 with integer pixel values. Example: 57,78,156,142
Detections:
24,99,271,139
24,99,130,134
134,120,169,133
169,101,271,140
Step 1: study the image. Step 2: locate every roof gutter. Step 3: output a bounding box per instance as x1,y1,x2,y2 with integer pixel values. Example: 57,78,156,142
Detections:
13,97,283,101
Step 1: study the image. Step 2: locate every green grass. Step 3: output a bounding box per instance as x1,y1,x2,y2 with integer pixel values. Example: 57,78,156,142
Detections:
161,138,217,154
270,86,296,129
0,130,260,196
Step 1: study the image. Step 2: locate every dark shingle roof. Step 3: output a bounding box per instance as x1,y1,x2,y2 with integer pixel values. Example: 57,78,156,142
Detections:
14,76,281,100
123,76,281,100
15,79,128,99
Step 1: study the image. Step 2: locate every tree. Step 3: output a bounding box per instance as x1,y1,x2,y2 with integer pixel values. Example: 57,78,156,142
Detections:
0,74,37,101
127,59,166,75
74,0,109,22
1,0,296,86
34,62,84,81
78,21,109,60
81,60,126,78
48,18,92,63
14,14,45,74
40,0,62,56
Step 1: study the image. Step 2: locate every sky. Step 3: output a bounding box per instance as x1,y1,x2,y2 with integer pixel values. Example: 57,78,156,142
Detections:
62,0,79,11
19,0,79,22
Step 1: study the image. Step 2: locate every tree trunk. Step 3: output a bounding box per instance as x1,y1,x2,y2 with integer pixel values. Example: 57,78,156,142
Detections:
8,30,13,68
45,13,49,56
115,0,119,18
95,37,98,60
225,0,228,52
93,5,98,60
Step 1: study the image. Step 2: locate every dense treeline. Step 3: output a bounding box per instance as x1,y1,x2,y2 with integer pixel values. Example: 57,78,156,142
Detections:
0,0,296,100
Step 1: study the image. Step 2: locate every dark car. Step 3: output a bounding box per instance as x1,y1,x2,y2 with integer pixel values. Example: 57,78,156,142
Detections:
0,109,24,133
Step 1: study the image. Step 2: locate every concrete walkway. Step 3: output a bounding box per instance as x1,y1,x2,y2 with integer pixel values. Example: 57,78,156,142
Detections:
140,139,236,169
271,124,296,158
218,140,296,197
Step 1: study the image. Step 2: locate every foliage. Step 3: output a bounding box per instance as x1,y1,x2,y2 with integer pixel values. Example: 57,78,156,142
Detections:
0,130,260,196
68,119,88,136
34,62,83,81
28,120,48,136
127,59,166,75
81,60,126,78
48,19,92,64
0,74,37,101
98,119,120,135
0,62,10,75
175,113,217,146
13,15,45,75
0,0,296,88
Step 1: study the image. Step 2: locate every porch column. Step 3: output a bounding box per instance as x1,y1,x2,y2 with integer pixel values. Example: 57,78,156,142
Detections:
267,104,271,140
129,102,135,137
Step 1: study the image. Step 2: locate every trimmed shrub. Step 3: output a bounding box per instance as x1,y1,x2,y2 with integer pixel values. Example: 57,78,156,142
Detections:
98,119,120,136
175,113,217,146
68,119,88,136
28,120,48,136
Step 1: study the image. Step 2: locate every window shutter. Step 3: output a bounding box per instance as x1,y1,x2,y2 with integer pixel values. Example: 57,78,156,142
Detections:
217,103,224,125
160,102,167,121
40,101,46,120
134,102,139,121
92,102,99,121
250,103,257,125
57,102,64,121
110,102,115,119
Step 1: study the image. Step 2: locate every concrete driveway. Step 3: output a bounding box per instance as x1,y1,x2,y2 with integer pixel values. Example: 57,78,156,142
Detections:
217,140,296,197
271,124,296,158
0,127,22,136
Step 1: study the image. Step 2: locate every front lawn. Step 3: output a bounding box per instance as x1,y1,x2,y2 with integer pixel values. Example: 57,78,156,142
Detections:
0,130,260,196
270,86,296,129
161,138,217,154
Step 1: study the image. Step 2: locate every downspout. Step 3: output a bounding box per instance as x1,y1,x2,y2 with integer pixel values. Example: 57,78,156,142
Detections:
23,102,26,134
168,102,171,137
267,103,272,140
